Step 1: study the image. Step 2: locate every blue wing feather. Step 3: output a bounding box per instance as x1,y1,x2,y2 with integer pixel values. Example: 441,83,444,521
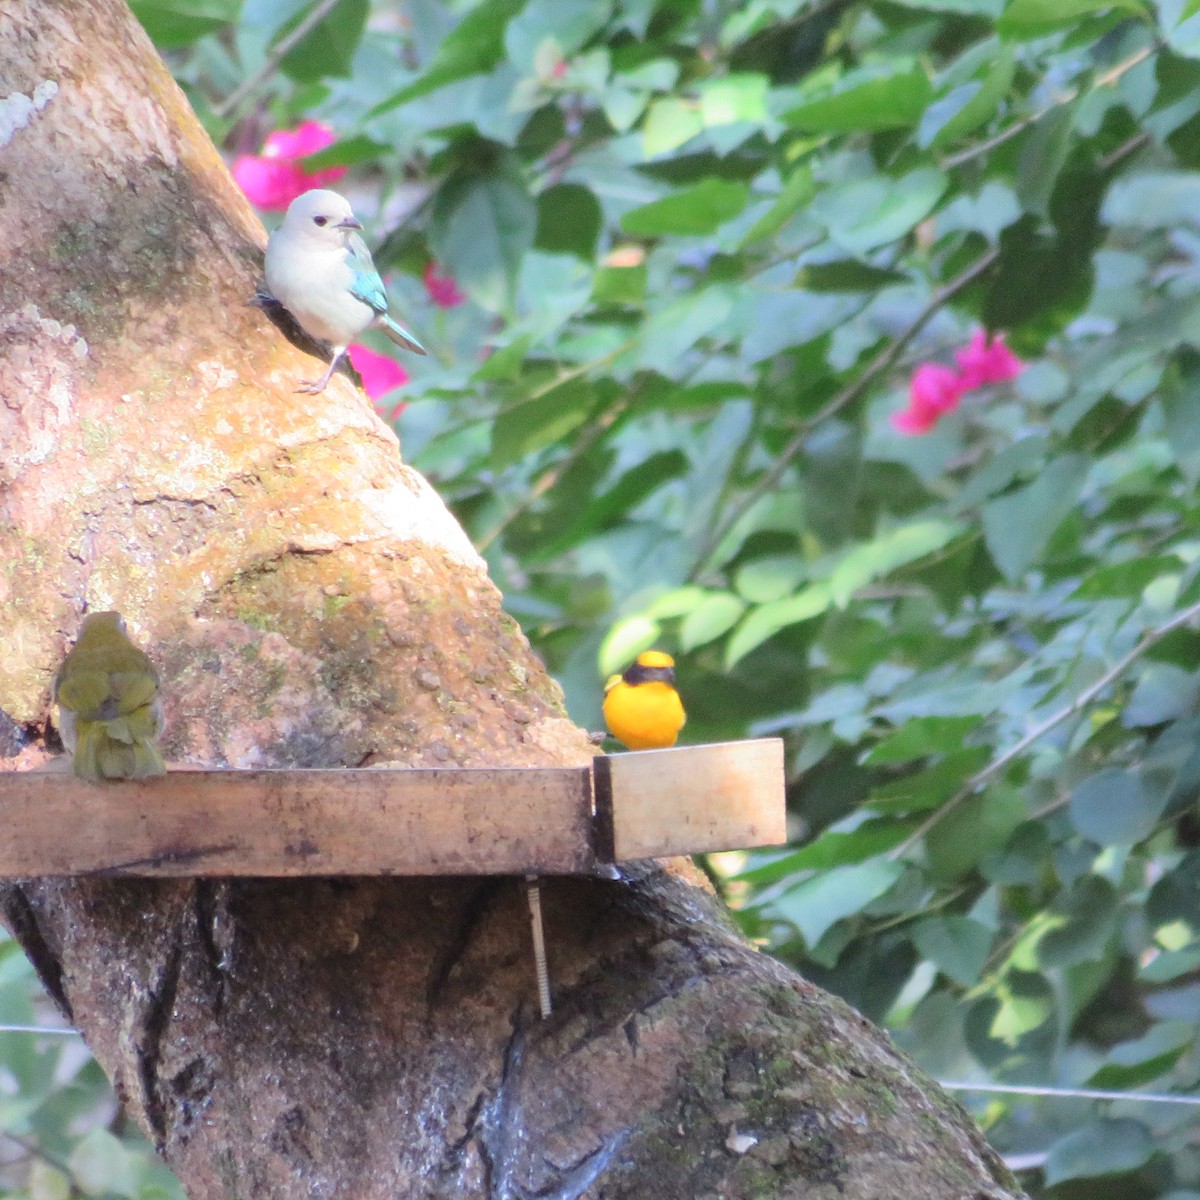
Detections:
345,233,389,316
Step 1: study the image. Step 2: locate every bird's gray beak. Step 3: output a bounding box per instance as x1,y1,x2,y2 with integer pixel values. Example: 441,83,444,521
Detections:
335,215,363,230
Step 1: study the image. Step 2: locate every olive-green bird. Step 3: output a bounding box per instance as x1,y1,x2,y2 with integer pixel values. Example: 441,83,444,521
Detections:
53,612,165,781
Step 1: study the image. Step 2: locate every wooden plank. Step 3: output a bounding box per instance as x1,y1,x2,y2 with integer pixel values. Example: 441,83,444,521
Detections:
593,738,786,862
0,767,596,877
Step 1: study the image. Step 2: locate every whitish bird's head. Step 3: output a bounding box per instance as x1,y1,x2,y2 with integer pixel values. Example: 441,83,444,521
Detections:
279,189,363,247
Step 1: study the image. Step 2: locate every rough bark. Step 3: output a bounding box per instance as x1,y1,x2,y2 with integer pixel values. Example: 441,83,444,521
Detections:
0,3,1027,1198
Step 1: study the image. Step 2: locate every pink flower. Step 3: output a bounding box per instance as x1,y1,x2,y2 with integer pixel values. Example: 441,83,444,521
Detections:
891,404,940,435
891,330,1025,436
891,363,965,436
954,331,1024,390
347,343,408,417
233,120,347,212
423,262,466,309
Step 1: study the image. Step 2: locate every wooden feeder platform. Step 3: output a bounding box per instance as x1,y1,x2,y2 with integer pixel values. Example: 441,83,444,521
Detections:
0,739,786,877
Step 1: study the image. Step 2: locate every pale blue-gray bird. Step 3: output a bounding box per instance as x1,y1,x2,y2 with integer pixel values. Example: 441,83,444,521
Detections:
264,189,427,394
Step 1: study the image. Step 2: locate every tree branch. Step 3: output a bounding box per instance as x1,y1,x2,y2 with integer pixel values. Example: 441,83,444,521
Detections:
214,0,343,120
688,246,999,579
940,46,1154,170
889,596,1200,860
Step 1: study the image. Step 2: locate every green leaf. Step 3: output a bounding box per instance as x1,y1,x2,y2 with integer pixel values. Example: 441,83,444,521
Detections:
1139,943,1200,983
989,977,1054,1042
746,818,908,877
981,455,1088,580
599,617,662,677
593,263,647,305
621,179,751,237
1069,767,1172,846
913,916,993,986
490,379,594,468
920,49,1015,151
740,166,815,248
582,450,690,535
1043,1119,1154,1187
1014,104,1073,220
1038,875,1118,967
536,184,603,259
279,0,368,82
681,593,746,650
798,260,908,292
431,158,537,312
782,67,934,132
130,0,240,47
1070,556,1183,600
298,134,388,170
869,748,992,815
643,98,704,156
644,587,709,619
369,0,524,113
827,520,963,606
810,168,950,255
865,715,982,765
637,286,736,373
773,860,905,946
890,0,1003,12
68,1129,138,1197
726,585,831,666
925,785,1026,879
741,290,858,361
29,1161,71,1200
1087,1021,1193,1088
735,557,806,604
1123,663,1200,728
699,74,770,125
473,334,534,382
999,0,1149,37
1103,171,1200,230
504,0,613,69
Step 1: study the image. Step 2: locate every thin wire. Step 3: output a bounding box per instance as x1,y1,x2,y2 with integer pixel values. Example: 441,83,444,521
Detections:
941,1081,1200,1106
0,1024,79,1036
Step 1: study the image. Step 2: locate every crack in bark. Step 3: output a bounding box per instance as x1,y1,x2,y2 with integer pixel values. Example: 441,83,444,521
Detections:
192,880,227,1016
480,1012,530,1200
136,931,184,1149
0,885,71,1020
622,1016,638,1055
425,879,501,1012
532,1131,628,1200
554,934,720,1055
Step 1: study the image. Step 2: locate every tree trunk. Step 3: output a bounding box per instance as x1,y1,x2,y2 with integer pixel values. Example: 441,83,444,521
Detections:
0,3,1026,1197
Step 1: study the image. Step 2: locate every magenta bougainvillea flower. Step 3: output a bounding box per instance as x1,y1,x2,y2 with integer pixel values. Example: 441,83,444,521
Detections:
423,262,466,309
892,364,965,434
891,331,1024,436
954,330,1024,391
233,121,347,212
347,343,408,418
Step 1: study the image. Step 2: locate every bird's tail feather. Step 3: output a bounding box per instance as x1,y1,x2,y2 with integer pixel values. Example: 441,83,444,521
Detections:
381,316,427,355
72,719,166,781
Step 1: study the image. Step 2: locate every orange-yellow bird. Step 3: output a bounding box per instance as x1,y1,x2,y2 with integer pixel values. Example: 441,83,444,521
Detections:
603,650,686,750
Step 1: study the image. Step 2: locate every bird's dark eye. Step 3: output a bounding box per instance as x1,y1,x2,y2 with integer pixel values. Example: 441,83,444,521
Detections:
313,215,328,227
